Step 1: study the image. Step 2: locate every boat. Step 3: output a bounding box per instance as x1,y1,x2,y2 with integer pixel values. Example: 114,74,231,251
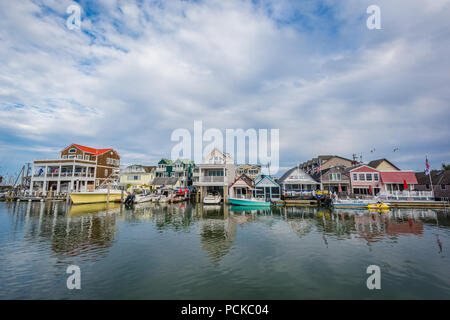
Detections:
70,188,123,204
228,197,271,207
367,202,390,210
332,198,373,209
133,193,154,204
70,173,123,205
203,193,222,204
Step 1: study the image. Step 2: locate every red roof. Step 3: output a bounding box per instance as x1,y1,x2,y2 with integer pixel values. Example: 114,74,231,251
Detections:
380,171,418,184
71,144,114,156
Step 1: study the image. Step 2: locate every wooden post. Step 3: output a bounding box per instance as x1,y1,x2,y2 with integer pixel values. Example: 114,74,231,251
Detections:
107,182,110,205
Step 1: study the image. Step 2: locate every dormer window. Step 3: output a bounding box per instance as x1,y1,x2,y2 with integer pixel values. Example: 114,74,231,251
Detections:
69,148,76,153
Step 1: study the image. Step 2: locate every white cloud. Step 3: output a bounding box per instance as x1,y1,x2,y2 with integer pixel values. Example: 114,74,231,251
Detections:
0,0,449,173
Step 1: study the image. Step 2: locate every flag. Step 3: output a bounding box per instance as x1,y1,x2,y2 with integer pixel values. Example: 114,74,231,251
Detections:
338,183,342,193
38,168,44,176
316,161,322,173
369,185,372,195
53,168,58,174
425,156,430,175
403,179,408,190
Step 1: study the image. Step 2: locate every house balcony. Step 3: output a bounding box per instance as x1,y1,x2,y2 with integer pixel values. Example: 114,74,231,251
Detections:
378,190,434,201
156,167,166,172
32,173,96,181
173,167,185,172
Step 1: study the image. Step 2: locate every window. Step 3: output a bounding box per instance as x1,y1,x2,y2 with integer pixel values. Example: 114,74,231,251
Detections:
68,155,75,159
329,173,341,181
128,175,140,181
353,173,357,181
77,155,82,159
366,173,372,181
69,148,76,153
85,155,90,160
105,169,108,176
426,184,430,189
96,180,99,186
359,173,365,181
62,155,67,159
374,173,379,181
442,184,447,190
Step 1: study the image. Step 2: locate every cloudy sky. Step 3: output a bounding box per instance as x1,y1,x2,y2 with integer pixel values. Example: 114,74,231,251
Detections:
0,0,449,177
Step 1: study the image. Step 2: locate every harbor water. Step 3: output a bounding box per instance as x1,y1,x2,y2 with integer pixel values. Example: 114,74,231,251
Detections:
0,201,449,299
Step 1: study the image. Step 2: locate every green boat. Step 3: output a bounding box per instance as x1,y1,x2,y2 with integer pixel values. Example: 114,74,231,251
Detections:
227,197,271,207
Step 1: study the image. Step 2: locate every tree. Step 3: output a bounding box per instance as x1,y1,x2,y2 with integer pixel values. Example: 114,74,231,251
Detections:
442,163,450,170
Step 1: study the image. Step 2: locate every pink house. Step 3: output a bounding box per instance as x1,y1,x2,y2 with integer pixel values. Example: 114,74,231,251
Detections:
349,163,418,196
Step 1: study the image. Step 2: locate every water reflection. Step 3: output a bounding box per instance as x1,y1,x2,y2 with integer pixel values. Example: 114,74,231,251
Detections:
1,201,449,299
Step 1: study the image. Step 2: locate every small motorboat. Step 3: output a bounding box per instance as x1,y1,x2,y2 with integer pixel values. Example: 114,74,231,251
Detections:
228,197,271,207
203,193,222,204
367,202,390,210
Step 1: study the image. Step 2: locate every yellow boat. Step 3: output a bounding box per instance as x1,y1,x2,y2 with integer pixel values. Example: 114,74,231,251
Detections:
367,202,390,210
69,190,123,205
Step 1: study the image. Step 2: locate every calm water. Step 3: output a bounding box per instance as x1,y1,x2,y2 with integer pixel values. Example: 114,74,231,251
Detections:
0,201,449,299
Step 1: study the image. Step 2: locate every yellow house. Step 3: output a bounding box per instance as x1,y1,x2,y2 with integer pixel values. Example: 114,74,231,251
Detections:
119,165,156,192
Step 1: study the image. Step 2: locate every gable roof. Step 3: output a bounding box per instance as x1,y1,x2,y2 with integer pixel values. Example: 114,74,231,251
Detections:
380,171,418,184
65,143,115,156
229,174,254,188
415,170,450,185
367,158,400,170
254,174,280,187
278,167,318,184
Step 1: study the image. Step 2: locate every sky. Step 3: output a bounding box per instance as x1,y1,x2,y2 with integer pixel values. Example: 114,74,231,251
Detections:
0,0,449,178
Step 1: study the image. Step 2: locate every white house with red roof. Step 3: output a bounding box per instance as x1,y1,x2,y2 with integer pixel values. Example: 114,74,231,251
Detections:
30,143,120,195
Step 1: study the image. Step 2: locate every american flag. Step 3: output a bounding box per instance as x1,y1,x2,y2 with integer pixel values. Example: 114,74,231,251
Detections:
425,157,430,175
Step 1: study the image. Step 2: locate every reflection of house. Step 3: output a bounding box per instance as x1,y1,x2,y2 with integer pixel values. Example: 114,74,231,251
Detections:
311,166,350,194
119,165,155,191
199,216,236,265
300,155,355,175
235,164,261,179
415,170,450,201
278,167,319,198
253,174,281,200
193,148,236,201
228,174,254,198
30,143,120,194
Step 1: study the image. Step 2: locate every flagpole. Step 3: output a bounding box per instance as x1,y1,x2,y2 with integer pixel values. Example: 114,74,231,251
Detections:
320,159,323,191
427,155,435,199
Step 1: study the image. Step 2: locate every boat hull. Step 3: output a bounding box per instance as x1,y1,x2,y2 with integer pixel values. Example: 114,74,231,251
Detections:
70,192,123,205
228,198,271,207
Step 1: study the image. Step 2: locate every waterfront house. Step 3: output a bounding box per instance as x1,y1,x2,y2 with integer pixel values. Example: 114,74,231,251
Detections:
300,155,355,175
278,166,319,199
349,160,418,196
311,166,351,194
119,165,155,192
235,164,261,179
228,174,254,199
415,170,450,201
153,158,195,188
30,143,120,194
253,174,281,201
193,148,236,201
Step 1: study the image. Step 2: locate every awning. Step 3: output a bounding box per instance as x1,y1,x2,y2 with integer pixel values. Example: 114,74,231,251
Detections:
380,171,418,184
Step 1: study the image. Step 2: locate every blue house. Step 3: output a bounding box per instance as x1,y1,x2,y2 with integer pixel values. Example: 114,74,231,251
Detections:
253,174,281,201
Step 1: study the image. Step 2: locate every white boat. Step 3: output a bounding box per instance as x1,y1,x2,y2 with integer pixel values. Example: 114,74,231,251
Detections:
332,197,373,209
134,194,154,204
203,193,222,204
